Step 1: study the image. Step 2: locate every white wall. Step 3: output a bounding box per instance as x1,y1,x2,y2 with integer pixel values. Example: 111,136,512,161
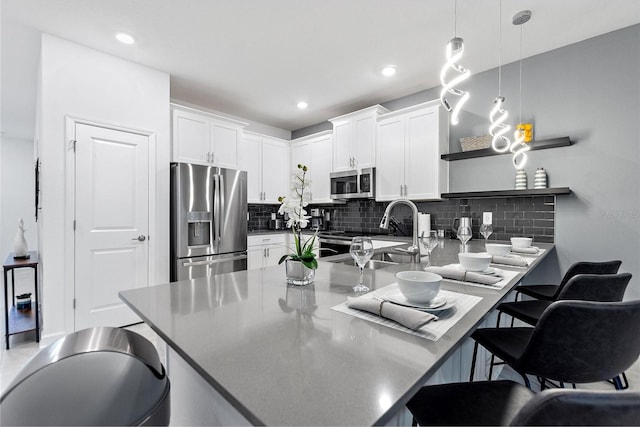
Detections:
0,136,37,261
0,136,37,350
38,34,170,342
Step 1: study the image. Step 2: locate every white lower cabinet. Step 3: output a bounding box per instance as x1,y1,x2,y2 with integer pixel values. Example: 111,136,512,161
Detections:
376,100,448,201
247,234,288,270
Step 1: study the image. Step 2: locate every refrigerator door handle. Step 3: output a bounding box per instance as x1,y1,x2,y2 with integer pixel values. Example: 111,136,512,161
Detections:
217,172,225,247
182,254,248,267
213,174,221,251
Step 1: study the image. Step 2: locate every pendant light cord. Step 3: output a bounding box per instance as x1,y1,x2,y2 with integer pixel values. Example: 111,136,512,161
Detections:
518,23,523,123
454,0,458,36
498,0,502,94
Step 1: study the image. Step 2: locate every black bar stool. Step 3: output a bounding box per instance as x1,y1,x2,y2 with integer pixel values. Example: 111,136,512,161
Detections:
497,273,632,388
407,380,640,426
515,260,621,302
469,300,640,389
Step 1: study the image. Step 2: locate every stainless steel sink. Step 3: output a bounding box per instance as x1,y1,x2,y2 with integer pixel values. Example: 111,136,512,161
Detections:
328,250,415,270
335,258,398,270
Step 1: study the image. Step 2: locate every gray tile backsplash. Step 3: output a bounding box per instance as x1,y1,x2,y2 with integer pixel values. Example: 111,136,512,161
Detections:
249,195,555,243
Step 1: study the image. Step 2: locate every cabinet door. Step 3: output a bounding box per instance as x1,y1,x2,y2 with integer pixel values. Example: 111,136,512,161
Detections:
354,115,376,168
290,140,310,172
240,134,263,203
211,122,240,169
265,244,287,268
404,108,440,199
247,247,265,270
375,117,405,201
309,135,333,203
172,110,209,164
332,121,353,172
262,138,290,203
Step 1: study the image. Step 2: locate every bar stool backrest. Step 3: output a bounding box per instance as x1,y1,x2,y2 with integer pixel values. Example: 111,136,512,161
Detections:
557,273,631,302
509,388,640,426
553,261,622,299
517,300,640,384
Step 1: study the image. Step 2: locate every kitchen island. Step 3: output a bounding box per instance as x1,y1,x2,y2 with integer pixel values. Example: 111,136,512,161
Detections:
120,239,554,426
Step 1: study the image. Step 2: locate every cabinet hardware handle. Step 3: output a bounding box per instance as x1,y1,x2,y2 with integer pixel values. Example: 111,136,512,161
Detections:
182,254,248,267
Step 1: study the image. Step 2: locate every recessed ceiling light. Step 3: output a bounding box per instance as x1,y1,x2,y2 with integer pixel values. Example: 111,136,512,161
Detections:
381,65,397,77
297,101,308,109
115,32,135,45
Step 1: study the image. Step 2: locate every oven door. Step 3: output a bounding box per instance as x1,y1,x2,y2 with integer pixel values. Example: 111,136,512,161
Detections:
319,238,352,258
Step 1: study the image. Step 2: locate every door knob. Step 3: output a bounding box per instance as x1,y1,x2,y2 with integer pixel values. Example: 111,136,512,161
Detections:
132,235,146,242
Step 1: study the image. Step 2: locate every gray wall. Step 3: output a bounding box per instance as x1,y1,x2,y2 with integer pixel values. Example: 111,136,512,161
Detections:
294,24,640,298
447,24,640,297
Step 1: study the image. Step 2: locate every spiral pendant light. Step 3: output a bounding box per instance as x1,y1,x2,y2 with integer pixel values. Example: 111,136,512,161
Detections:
489,0,511,153
510,9,532,170
439,0,470,125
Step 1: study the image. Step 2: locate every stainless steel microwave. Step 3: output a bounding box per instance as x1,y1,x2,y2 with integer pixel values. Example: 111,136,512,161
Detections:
330,167,375,200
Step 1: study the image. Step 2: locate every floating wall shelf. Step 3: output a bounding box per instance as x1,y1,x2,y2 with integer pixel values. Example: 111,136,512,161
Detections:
441,187,572,199
441,136,572,161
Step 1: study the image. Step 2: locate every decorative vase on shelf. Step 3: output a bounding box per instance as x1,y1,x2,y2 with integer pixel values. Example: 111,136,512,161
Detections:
515,170,527,190
13,218,29,258
534,168,548,189
285,259,315,286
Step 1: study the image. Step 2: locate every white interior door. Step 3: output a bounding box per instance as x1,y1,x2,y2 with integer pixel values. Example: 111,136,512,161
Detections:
74,123,149,329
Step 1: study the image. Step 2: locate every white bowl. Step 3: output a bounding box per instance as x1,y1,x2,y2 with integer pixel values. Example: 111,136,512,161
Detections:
485,243,512,256
458,252,492,271
395,271,442,303
511,237,533,248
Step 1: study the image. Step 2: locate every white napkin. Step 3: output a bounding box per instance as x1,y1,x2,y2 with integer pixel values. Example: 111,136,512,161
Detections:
346,296,437,330
511,246,540,255
425,266,502,286
491,255,529,267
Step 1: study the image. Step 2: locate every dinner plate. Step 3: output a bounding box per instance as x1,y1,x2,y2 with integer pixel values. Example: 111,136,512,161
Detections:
375,288,455,312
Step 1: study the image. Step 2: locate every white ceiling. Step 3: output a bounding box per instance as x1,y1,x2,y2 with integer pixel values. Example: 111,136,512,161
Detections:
2,0,639,139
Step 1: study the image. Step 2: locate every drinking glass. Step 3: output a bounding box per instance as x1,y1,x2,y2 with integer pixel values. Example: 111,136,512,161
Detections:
350,236,374,293
457,225,472,251
420,231,439,268
479,223,493,248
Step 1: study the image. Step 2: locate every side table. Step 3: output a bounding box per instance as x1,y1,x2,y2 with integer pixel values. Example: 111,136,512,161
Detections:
3,251,39,349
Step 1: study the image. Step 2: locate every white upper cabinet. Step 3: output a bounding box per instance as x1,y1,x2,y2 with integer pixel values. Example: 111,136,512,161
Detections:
376,101,449,201
290,131,333,204
172,104,247,169
240,131,290,204
329,105,389,172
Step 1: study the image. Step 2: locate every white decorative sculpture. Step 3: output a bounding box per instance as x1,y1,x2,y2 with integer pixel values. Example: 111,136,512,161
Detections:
13,218,28,258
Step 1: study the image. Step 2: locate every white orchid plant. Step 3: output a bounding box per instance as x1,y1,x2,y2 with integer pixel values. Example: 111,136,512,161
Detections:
277,164,318,270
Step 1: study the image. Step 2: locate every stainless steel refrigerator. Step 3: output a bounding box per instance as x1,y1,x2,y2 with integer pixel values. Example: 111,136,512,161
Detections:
170,163,248,281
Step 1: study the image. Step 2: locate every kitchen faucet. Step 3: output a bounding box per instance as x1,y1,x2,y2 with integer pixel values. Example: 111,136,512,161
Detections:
379,199,421,262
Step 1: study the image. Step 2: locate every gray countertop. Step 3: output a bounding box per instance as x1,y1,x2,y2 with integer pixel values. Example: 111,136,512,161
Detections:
120,239,554,426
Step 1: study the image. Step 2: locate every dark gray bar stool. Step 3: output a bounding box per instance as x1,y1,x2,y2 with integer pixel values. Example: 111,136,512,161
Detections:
469,300,640,389
515,260,622,301
0,327,170,426
407,380,640,426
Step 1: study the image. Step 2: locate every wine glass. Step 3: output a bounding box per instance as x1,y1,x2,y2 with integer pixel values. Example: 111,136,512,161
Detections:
457,225,472,252
420,231,439,267
350,236,374,293
479,224,493,248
